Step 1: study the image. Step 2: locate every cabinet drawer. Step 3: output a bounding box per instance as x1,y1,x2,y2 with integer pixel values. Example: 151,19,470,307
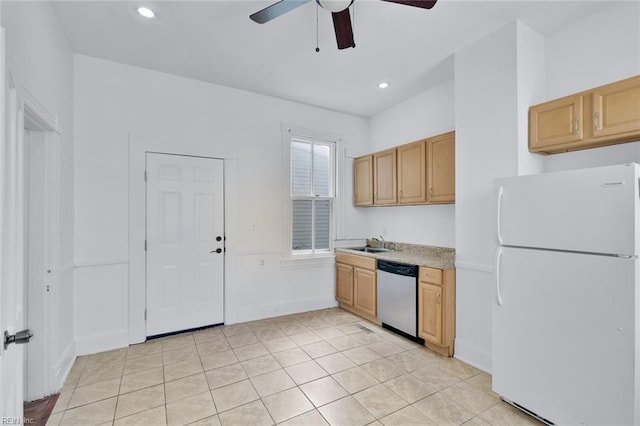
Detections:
336,253,376,270
419,267,442,285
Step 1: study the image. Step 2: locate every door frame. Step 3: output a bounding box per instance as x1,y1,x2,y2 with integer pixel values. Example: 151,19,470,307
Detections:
128,135,233,344
22,87,60,400
1,67,60,406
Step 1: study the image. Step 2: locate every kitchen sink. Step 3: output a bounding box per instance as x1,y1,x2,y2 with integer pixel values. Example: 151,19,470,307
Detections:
352,247,394,253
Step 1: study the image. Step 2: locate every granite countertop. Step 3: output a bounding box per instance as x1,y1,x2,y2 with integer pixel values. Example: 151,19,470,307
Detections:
335,241,455,270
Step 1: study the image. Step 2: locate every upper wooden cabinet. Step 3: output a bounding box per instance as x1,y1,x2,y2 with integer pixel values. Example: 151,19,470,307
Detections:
373,149,397,205
530,94,584,150
427,131,455,204
592,77,640,139
354,155,373,206
398,140,427,204
530,75,640,154
354,130,455,207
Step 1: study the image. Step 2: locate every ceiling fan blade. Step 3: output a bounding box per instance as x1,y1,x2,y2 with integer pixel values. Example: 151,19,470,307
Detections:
250,0,312,24
332,9,355,50
380,0,437,9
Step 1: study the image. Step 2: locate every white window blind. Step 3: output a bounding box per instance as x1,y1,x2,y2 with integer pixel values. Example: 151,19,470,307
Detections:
291,138,335,253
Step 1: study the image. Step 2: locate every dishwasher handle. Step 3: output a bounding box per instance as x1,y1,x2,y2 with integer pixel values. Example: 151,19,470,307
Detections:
377,260,418,277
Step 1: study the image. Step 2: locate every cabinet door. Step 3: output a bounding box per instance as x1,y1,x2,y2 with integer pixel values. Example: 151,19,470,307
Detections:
354,268,376,317
373,149,397,205
427,132,455,203
397,140,427,204
336,263,354,306
419,281,442,345
592,76,640,139
529,94,584,151
354,156,373,206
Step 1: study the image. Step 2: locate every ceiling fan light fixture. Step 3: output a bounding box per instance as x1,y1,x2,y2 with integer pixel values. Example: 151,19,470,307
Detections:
137,6,155,18
316,0,354,13
378,82,389,89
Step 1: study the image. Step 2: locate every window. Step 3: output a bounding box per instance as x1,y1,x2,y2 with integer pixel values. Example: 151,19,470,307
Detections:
290,138,335,254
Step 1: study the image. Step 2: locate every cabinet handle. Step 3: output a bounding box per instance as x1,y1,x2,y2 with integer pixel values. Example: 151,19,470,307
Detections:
574,117,581,136
429,188,433,196
594,112,601,131
436,293,441,304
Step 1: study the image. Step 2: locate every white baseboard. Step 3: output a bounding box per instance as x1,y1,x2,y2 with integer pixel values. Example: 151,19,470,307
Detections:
75,329,129,356
454,338,492,374
53,341,76,391
232,297,339,325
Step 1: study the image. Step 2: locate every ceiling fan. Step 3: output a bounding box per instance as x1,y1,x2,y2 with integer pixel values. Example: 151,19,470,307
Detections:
250,0,438,50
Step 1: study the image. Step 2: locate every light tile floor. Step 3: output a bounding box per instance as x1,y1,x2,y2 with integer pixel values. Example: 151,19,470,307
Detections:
47,308,542,426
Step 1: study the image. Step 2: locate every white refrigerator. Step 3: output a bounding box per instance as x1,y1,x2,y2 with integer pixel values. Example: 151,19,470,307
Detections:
493,163,640,425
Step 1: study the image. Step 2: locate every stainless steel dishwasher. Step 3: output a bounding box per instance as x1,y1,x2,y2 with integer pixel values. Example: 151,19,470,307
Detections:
377,260,424,344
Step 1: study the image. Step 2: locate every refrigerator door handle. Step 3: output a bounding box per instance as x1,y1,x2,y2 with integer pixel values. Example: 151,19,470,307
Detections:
497,186,504,245
496,246,503,306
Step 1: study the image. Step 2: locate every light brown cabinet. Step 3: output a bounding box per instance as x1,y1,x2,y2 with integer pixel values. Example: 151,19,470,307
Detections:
427,131,455,203
397,140,427,204
530,75,640,154
336,263,354,305
354,131,455,207
592,76,640,139
353,268,376,317
529,94,584,150
335,253,377,322
373,149,397,205
418,266,455,356
354,155,373,206
419,282,442,344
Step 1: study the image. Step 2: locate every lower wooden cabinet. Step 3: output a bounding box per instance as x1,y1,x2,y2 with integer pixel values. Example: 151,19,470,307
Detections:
336,263,354,305
336,252,456,357
335,253,377,322
419,282,442,344
353,268,376,317
418,267,455,356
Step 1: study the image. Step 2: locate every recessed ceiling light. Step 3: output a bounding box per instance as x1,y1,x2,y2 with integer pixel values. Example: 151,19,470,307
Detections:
137,6,155,18
378,82,389,89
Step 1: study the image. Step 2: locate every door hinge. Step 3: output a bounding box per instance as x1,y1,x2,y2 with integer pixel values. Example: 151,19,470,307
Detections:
144,310,147,320
144,171,147,181
144,240,147,251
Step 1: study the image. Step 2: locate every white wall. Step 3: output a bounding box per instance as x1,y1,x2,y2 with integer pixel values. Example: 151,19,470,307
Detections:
543,1,640,173
2,2,76,389
73,55,369,354
365,79,456,247
454,22,520,372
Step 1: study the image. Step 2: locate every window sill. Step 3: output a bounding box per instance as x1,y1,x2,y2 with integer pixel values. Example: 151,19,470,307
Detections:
280,254,336,270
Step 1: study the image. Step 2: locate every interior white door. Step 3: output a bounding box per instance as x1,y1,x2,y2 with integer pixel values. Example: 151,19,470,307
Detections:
1,76,27,415
146,153,224,336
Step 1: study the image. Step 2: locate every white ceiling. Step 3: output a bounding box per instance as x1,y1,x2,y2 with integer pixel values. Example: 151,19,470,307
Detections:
51,0,616,117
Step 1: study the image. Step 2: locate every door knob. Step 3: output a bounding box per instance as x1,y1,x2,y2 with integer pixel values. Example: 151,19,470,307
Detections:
210,248,222,254
4,329,33,350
